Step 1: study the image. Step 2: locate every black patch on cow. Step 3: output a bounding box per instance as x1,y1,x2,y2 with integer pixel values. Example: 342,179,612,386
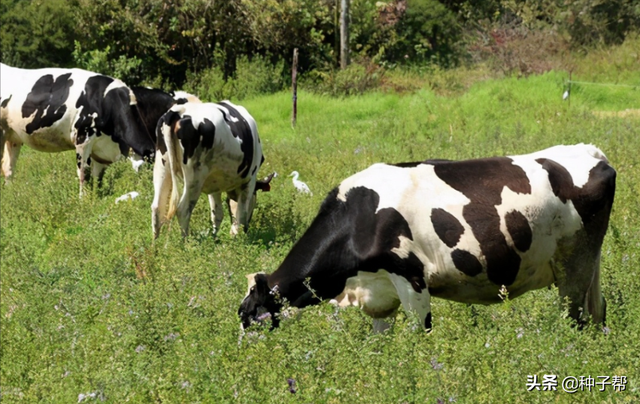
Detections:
451,249,483,276
431,208,465,248
156,110,181,155
425,311,432,330
267,186,426,309
537,158,616,240
172,116,216,164
175,116,198,164
131,86,176,142
217,102,254,178
393,159,451,168
536,158,573,203
432,157,532,286
21,73,73,134
1,94,12,108
505,210,532,252
199,118,215,150
74,76,117,144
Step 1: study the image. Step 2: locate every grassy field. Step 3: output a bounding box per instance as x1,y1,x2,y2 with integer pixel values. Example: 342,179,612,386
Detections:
1,41,639,403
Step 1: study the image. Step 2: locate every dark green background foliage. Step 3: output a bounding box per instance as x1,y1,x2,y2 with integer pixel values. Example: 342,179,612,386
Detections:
2,0,639,91
1,36,639,401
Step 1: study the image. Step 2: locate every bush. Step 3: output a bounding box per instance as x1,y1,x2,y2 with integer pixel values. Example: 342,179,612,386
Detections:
302,58,384,97
72,41,143,83
184,55,286,102
465,20,570,77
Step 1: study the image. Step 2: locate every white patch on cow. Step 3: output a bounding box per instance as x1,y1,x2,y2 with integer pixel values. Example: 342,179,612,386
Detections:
173,91,201,104
103,79,127,99
388,272,431,326
331,270,401,318
390,235,412,259
511,143,605,188
244,272,263,298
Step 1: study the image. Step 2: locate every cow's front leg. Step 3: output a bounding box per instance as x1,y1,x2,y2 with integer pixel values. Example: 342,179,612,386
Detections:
207,193,224,235
388,273,432,331
1,139,22,180
75,139,95,197
91,160,107,189
231,188,252,236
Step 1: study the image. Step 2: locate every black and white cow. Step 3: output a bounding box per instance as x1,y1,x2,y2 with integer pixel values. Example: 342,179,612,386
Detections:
239,144,616,332
0,63,155,195
152,101,273,238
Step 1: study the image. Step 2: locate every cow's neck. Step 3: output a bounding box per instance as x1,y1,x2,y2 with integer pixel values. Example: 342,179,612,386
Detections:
267,208,358,308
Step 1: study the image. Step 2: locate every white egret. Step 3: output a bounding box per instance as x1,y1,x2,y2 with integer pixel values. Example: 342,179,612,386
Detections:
289,171,312,195
129,155,145,172
115,191,140,204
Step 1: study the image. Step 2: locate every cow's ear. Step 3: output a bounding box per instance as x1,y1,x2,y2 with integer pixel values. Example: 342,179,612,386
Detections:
255,173,275,193
246,272,266,290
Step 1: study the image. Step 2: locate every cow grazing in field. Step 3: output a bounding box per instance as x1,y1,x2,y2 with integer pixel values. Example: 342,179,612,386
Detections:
152,101,273,238
239,144,616,332
0,63,155,195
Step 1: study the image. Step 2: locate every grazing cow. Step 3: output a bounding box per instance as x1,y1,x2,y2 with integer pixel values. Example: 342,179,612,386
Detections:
152,101,273,238
239,144,615,332
0,63,155,195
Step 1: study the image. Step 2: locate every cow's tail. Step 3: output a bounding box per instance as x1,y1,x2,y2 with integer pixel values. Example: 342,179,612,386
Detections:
163,121,182,221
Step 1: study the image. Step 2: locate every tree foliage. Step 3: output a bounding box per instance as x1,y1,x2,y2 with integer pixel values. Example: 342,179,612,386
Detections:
1,0,638,89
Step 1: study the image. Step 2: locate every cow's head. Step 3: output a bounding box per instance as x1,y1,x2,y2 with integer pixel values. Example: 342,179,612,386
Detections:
238,272,282,329
227,173,276,229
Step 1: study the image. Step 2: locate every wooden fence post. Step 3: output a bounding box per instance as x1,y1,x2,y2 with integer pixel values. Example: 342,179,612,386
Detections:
292,48,299,128
340,0,350,69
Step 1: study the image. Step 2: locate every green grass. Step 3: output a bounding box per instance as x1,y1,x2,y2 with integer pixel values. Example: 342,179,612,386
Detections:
2,44,640,403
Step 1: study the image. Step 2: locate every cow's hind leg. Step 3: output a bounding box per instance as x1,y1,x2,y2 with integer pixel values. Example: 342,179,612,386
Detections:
75,138,96,197
151,152,172,239
2,139,22,180
388,273,432,331
176,170,204,238
207,192,224,235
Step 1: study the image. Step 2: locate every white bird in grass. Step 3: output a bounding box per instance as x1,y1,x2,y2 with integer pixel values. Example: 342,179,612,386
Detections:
129,155,145,172
563,89,570,101
289,171,312,195
115,191,140,204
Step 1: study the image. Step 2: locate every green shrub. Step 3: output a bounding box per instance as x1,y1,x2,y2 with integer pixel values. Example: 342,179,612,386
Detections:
72,41,143,83
184,55,285,102
303,58,385,97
